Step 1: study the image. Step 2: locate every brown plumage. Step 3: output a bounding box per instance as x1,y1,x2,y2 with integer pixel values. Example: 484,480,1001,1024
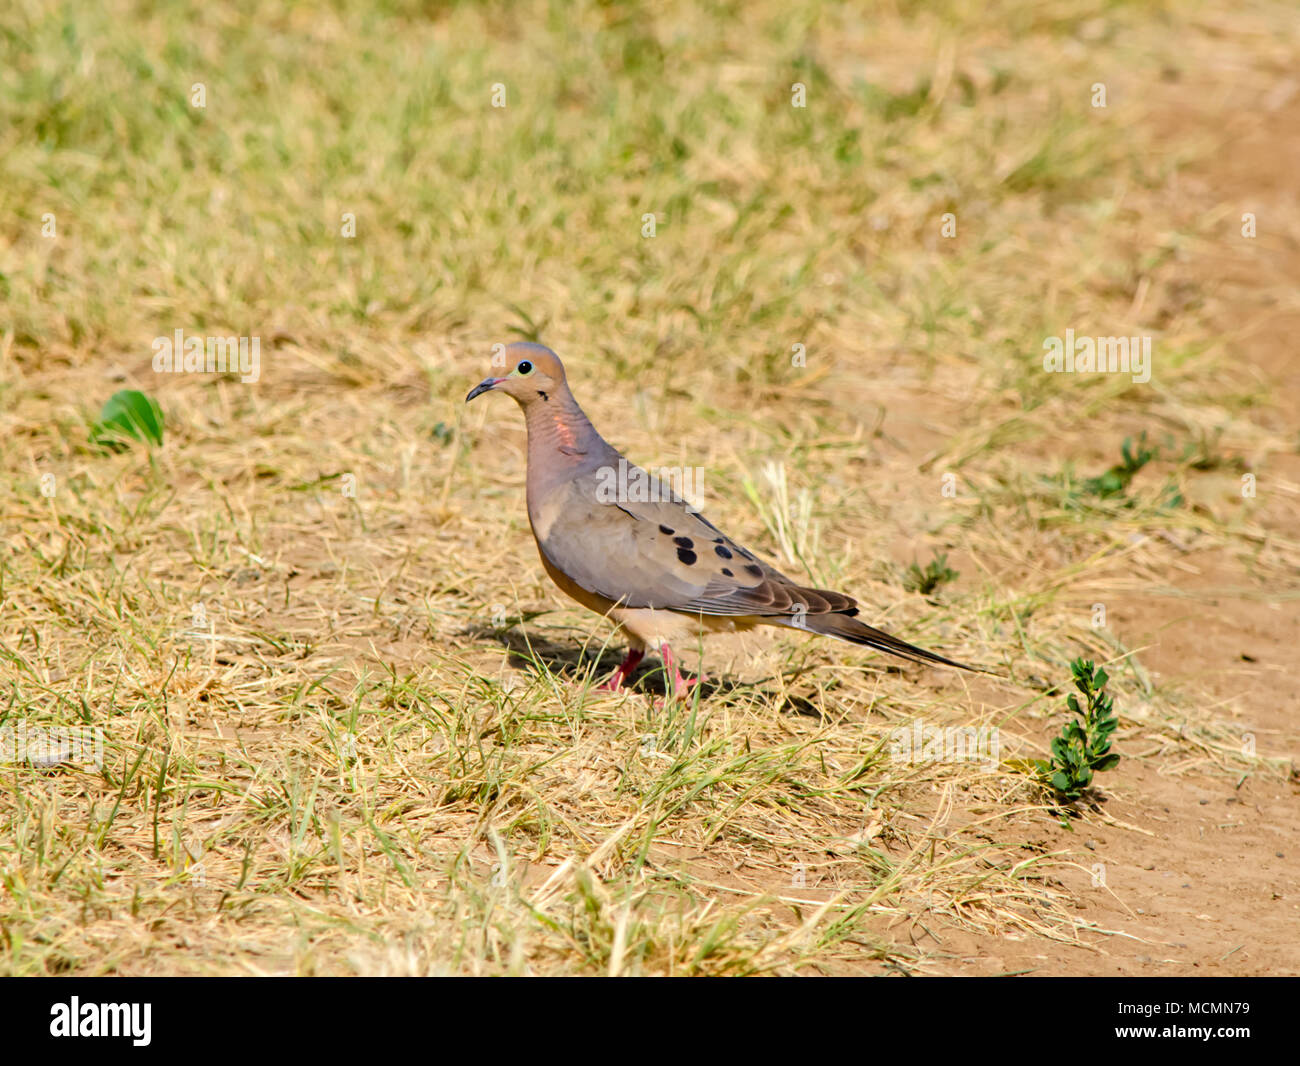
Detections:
467,342,975,695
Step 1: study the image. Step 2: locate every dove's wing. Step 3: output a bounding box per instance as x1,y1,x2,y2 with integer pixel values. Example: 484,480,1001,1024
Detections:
531,465,856,620
531,463,977,671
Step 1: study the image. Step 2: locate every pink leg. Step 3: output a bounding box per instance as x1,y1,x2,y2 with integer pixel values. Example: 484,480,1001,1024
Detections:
659,644,702,700
597,647,645,691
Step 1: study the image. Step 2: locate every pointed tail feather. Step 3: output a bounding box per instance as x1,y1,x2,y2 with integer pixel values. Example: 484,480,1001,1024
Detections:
801,612,978,672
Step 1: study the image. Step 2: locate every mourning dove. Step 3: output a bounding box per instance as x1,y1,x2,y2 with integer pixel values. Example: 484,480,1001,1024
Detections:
467,342,974,695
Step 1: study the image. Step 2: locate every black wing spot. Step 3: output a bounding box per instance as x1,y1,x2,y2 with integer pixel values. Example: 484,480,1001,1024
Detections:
714,545,732,559
674,536,694,549
720,567,733,577
677,548,698,566
744,564,762,577
659,525,674,535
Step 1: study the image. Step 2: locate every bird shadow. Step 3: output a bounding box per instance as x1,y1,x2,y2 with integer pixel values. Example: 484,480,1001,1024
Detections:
463,624,825,717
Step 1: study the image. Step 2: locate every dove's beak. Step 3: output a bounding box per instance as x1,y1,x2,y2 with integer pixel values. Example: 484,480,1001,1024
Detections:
466,377,504,403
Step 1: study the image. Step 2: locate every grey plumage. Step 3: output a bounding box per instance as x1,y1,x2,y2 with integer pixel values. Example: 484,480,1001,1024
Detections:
467,342,975,693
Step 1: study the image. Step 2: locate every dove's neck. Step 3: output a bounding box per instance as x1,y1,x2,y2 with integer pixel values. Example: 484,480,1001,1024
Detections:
523,391,616,500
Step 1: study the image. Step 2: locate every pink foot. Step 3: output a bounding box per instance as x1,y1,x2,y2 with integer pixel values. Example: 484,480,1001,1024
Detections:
597,647,645,691
656,644,704,704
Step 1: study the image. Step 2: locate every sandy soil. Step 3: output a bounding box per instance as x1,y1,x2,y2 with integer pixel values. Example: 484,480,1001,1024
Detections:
898,65,1300,978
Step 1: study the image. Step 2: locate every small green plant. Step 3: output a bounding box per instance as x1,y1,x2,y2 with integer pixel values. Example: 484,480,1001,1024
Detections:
903,553,959,596
1054,431,1184,510
1035,658,1121,804
90,389,164,451
1082,432,1156,499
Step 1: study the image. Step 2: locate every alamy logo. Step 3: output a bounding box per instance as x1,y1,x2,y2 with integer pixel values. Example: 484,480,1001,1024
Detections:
49,998,151,1046
0,723,104,768
1042,330,1151,383
889,721,1000,767
152,329,261,383
594,458,705,512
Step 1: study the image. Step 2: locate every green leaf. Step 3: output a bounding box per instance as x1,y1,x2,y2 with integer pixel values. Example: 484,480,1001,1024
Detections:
91,390,164,450
1046,658,1121,802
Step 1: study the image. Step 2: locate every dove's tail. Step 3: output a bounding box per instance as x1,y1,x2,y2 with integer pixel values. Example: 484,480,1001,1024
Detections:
799,611,978,672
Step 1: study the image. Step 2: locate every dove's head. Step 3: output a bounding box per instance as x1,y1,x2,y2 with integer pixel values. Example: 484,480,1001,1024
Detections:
466,342,568,408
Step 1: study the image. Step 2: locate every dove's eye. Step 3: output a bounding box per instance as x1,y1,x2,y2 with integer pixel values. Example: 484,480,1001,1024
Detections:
516,360,533,375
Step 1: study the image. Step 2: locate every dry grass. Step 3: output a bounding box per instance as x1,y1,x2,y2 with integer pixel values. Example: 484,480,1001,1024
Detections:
1,0,1297,975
